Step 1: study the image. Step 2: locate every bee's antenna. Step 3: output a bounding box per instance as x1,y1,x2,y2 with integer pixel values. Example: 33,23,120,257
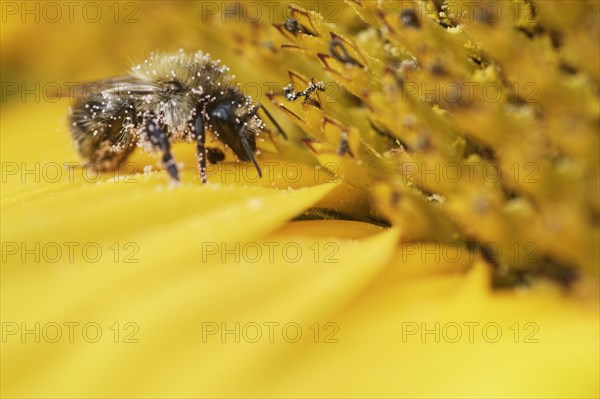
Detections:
239,127,263,178
254,103,288,140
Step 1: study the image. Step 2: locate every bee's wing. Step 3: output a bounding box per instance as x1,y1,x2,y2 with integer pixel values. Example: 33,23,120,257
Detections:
53,77,160,100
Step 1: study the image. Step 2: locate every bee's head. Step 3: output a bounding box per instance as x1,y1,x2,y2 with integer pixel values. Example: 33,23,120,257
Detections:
209,102,262,177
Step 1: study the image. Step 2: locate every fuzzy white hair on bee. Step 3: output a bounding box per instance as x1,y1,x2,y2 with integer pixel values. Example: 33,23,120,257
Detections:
68,49,287,183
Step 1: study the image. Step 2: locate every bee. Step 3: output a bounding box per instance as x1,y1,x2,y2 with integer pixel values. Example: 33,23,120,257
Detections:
69,50,287,183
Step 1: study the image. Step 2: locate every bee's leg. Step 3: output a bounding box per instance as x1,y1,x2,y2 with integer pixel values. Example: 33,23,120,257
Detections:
146,120,179,182
191,107,207,184
254,103,288,140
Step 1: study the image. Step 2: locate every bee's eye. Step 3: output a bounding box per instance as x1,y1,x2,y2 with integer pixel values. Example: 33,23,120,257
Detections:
212,106,232,122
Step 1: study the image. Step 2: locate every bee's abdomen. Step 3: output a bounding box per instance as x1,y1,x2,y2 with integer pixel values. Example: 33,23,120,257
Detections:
69,94,137,170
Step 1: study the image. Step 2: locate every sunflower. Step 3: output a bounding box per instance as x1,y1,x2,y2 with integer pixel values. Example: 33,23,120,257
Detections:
1,1,598,398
